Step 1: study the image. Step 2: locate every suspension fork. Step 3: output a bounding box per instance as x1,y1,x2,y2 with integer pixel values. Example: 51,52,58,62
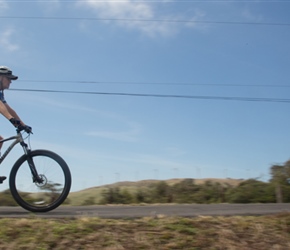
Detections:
21,141,43,184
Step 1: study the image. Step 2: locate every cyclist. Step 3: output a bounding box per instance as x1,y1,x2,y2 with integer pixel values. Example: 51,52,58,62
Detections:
0,66,32,183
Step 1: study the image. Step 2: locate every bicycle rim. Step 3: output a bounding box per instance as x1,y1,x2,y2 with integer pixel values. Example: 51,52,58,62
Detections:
9,150,71,212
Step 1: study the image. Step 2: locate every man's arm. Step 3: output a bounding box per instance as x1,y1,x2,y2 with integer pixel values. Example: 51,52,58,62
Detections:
0,101,31,133
0,101,14,121
4,103,25,125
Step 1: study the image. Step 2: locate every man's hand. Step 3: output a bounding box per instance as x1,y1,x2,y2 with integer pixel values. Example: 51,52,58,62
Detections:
21,125,32,134
9,118,32,133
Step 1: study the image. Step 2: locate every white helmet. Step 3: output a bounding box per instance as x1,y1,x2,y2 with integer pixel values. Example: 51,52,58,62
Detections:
0,66,18,80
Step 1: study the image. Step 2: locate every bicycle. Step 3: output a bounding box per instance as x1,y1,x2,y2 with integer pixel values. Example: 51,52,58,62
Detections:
0,128,71,212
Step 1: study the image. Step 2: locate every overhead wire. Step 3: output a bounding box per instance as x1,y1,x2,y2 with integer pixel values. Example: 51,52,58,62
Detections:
0,16,289,26
10,88,290,103
18,80,290,88
4,0,290,2
13,80,290,103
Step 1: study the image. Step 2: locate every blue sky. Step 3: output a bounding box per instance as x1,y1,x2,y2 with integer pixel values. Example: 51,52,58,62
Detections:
0,0,289,191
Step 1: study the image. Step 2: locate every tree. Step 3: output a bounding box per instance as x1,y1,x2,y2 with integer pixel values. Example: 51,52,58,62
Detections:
150,181,173,203
270,160,290,203
99,187,121,204
82,196,95,206
134,189,150,203
171,179,227,204
99,187,134,204
226,179,275,203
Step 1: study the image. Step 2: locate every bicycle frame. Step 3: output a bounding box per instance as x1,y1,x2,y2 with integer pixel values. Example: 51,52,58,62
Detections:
0,132,28,165
0,131,45,184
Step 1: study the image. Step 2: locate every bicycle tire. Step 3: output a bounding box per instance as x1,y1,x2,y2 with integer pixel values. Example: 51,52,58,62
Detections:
9,149,71,212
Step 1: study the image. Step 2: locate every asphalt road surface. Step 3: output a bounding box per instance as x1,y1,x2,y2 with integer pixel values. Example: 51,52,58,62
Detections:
0,204,289,218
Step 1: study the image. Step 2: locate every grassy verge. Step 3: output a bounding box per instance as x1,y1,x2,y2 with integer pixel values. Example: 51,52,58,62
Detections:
0,213,289,249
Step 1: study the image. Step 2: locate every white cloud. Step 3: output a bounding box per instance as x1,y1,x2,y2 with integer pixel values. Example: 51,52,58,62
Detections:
0,0,8,11
75,0,180,37
184,9,207,30
86,122,142,142
241,8,263,23
16,92,143,142
77,0,154,20
0,28,19,52
116,153,186,169
37,0,61,12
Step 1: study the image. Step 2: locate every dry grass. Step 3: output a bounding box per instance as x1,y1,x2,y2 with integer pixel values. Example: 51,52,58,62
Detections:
0,213,289,249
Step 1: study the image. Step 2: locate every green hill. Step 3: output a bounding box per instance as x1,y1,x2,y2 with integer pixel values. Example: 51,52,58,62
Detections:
67,178,243,206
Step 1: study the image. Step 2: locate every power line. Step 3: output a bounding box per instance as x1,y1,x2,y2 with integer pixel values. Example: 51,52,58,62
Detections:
4,0,289,2
10,88,290,103
19,80,290,88
0,16,289,26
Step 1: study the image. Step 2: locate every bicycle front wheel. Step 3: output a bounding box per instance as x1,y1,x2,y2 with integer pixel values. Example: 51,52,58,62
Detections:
9,150,72,212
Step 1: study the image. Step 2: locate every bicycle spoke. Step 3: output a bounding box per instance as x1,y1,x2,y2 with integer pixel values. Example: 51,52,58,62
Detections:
9,150,71,212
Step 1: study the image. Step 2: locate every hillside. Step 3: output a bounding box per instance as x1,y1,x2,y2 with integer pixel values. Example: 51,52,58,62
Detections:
67,178,244,206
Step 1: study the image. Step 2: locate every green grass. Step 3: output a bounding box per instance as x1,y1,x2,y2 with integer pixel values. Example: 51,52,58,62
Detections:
0,213,289,249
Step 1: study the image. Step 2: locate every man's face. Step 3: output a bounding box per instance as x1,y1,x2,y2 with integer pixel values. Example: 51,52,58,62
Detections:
0,76,11,90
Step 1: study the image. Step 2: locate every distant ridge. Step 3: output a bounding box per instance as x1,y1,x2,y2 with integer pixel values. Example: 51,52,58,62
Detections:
68,178,244,206
78,178,244,192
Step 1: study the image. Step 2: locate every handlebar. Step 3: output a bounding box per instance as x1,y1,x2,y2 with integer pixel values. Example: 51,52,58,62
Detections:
16,126,33,134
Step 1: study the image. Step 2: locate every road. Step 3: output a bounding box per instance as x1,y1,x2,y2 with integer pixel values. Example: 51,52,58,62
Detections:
0,203,289,218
